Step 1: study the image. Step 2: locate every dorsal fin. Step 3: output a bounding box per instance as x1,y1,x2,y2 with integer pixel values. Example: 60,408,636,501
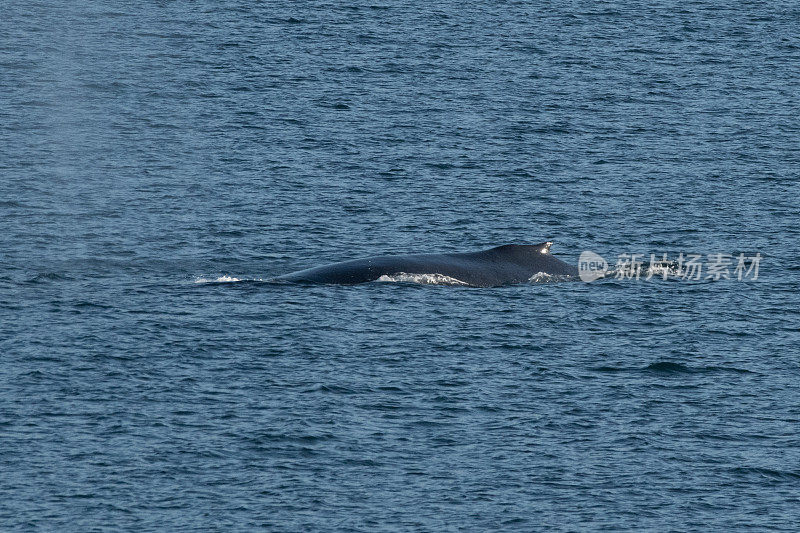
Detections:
487,242,554,256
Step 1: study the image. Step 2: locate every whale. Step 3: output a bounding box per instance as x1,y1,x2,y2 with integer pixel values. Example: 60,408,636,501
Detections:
275,242,578,287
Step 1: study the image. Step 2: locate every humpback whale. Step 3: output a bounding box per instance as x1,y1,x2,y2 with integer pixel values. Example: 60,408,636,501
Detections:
276,242,578,287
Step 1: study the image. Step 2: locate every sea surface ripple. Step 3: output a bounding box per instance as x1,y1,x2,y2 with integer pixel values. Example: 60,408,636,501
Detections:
1,1,799,531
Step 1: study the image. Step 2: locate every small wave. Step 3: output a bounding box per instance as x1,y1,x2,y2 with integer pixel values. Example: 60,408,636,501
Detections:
645,361,696,374
376,272,469,286
645,361,756,374
25,272,72,283
592,362,756,375
730,466,800,481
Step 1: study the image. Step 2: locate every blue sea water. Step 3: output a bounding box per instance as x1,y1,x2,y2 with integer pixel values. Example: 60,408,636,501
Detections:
2,0,800,530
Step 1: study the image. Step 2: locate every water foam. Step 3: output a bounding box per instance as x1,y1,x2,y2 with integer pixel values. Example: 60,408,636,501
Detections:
527,272,575,283
376,272,470,286
194,275,244,283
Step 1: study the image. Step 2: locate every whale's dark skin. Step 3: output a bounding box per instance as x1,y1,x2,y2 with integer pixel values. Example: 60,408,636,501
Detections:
276,242,578,287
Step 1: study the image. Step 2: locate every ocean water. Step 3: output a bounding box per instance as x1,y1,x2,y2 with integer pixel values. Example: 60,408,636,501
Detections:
2,1,800,530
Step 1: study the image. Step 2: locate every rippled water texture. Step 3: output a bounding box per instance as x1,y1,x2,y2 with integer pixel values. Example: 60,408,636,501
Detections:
2,1,799,531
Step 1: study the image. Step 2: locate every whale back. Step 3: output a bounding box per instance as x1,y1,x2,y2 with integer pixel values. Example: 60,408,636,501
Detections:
277,242,577,286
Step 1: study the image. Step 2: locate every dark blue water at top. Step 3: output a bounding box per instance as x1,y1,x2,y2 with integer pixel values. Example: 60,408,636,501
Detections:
2,1,800,530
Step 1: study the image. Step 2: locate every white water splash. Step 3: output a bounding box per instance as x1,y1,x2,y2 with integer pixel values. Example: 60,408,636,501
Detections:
194,275,244,283
527,272,575,283
376,272,470,286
